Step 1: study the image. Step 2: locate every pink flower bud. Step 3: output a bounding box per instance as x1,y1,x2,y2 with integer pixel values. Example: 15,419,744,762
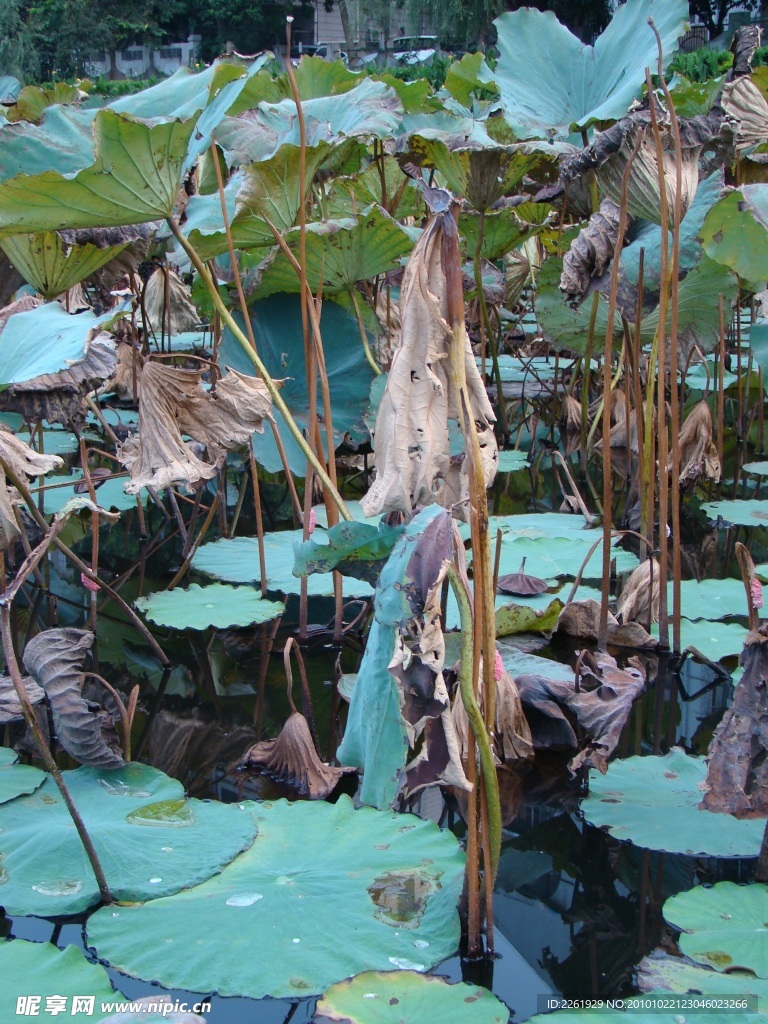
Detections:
494,649,503,682
752,578,764,610
81,573,100,593
307,508,316,535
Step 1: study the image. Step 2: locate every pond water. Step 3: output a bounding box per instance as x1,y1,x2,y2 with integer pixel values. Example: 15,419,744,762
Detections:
2,448,760,1023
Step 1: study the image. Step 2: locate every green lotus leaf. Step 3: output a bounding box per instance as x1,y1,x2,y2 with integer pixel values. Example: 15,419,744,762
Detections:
227,57,360,117
0,940,127,1021
0,110,197,239
0,76,20,104
443,52,499,109
325,156,421,221
220,295,373,476
192,530,373,598
485,530,638,581
34,469,147,515
0,746,45,804
497,450,529,472
664,882,768,977
0,762,257,915
0,106,96,182
314,970,510,1024
87,795,464,1000
671,579,758,622
700,185,768,282
1,231,130,300
443,585,590,633
11,83,79,124
701,499,768,527
622,171,724,289
135,583,284,631
743,461,768,476
535,260,621,353
293,520,405,585
0,302,117,387
496,643,577,683
639,949,768,1000
215,78,402,165
108,62,244,120
460,209,542,261
493,0,687,140
249,206,412,299
409,138,538,212
582,748,764,856
494,598,564,638
650,618,747,662
18,428,79,456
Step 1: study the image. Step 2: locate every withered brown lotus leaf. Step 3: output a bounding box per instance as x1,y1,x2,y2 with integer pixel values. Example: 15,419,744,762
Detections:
23,628,125,769
0,424,63,550
668,399,720,484
517,651,645,773
142,267,199,337
119,362,273,493
596,130,700,228
453,662,534,765
361,210,497,517
497,559,549,597
722,76,768,159
561,394,582,434
0,673,45,724
560,199,621,304
616,558,661,626
556,599,656,648
700,625,768,817
243,712,354,799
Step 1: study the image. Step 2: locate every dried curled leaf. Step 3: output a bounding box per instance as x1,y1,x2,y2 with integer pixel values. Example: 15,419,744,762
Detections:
361,210,497,517
0,673,45,724
561,394,582,434
616,558,661,626
730,24,763,80
596,131,700,229
453,663,534,765
700,626,768,817
560,200,621,304
23,628,125,769
517,651,645,773
242,712,354,799
118,362,273,493
722,76,768,159
556,599,656,648
0,424,63,550
142,267,199,338
668,399,720,484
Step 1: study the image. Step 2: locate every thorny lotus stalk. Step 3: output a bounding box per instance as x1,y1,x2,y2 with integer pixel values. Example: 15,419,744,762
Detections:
166,218,351,522
446,562,501,951
651,17,684,654
599,132,640,649
473,209,509,440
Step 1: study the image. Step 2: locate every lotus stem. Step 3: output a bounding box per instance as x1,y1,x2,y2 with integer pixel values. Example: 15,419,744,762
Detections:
447,562,501,883
166,218,351,522
350,287,381,376
473,209,508,440
83,672,131,761
0,456,170,667
166,494,220,591
0,605,112,904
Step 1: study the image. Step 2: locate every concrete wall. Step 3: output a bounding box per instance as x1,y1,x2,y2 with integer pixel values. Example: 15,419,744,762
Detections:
85,37,200,79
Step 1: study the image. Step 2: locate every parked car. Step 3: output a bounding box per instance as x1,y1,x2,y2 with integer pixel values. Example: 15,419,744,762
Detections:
390,35,439,66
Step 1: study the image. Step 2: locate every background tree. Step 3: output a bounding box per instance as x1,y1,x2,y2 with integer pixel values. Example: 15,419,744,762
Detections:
688,0,760,38
0,0,39,81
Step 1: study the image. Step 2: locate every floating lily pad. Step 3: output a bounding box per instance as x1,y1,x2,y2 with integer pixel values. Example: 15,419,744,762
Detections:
582,749,764,856
741,461,768,477
0,940,126,1022
496,450,530,473
489,533,638,581
638,949,768,999
496,644,575,684
0,762,257,916
672,579,758,622
701,499,768,527
32,470,147,514
192,531,373,598
314,970,509,1023
0,746,45,804
650,618,747,662
664,882,768,977
495,598,563,637
88,795,464,1000
135,584,284,631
